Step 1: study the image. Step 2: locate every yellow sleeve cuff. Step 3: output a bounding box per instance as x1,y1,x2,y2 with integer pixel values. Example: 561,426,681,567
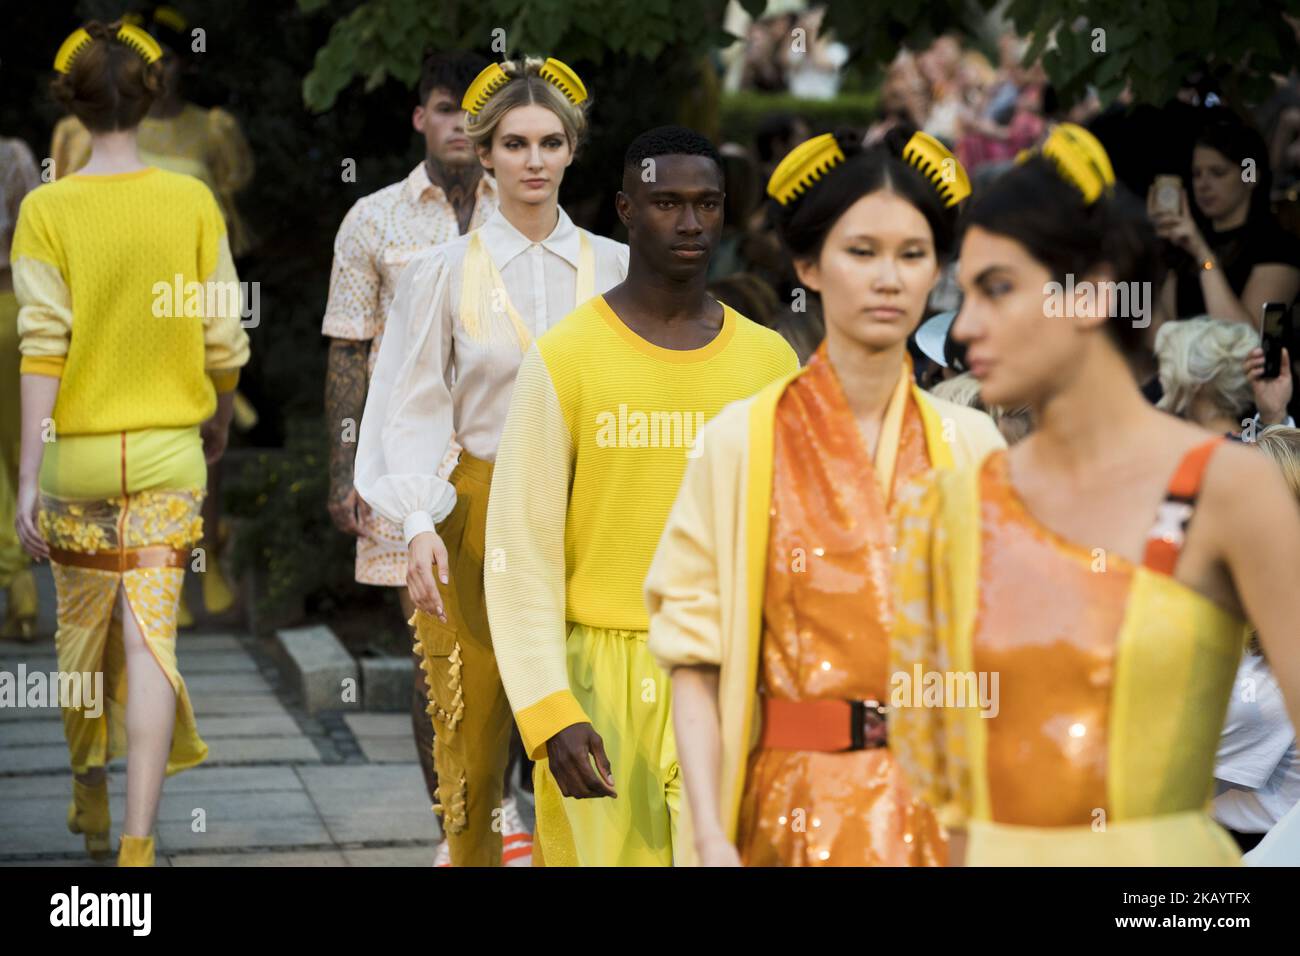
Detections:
516,689,591,760
20,355,65,377
208,368,240,393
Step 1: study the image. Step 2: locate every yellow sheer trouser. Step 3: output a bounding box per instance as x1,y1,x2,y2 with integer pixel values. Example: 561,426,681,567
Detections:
0,290,26,586
533,623,682,866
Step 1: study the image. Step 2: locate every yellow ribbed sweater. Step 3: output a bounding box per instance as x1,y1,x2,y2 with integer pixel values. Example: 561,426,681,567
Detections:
12,167,248,435
485,294,798,755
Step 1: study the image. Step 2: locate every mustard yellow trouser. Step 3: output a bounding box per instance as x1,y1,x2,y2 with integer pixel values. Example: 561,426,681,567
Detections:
533,624,682,866
0,290,27,588
412,453,513,866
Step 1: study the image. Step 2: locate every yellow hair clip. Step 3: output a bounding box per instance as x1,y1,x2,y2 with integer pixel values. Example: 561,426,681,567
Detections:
153,5,189,32
902,130,971,208
766,133,846,206
115,24,164,65
462,63,511,115
53,23,163,74
538,57,587,106
53,28,93,74
1020,122,1115,204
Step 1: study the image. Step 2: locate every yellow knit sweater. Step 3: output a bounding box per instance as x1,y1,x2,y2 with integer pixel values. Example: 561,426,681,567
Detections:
485,294,798,755
12,167,249,435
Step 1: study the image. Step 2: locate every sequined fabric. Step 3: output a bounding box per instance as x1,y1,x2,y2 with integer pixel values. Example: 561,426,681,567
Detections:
972,452,1129,826
737,347,944,866
40,487,208,776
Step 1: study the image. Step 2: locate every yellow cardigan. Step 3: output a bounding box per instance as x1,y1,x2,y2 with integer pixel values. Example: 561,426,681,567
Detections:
644,364,1005,866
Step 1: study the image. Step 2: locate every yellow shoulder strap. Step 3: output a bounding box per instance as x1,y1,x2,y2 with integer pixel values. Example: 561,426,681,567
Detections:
576,231,595,304
459,231,534,352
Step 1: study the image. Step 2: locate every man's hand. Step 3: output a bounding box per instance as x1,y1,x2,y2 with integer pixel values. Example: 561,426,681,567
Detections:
545,723,617,799
407,529,449,621
328,484,370,537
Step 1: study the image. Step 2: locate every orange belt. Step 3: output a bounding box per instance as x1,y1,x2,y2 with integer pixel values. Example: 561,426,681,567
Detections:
47,545,190,573
758,697,889,752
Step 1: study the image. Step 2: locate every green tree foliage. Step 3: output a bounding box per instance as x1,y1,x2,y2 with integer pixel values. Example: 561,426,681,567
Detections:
816,0,1300,109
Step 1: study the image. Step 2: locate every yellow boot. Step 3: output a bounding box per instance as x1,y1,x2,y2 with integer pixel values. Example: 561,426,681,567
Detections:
3,568,38,642
117,834,155,867
66,778,112,859
201,553,236,615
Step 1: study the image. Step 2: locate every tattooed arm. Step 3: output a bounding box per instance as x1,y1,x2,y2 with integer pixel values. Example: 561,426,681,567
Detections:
326,338,371,536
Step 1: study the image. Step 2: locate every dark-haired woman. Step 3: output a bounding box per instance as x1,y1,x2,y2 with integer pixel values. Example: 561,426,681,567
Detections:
646,128,1005,866
1152,116,1300,329
890,124,1300,865
13,21,248,866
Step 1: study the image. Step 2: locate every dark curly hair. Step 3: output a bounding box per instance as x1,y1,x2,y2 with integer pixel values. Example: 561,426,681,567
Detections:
622,126,724,188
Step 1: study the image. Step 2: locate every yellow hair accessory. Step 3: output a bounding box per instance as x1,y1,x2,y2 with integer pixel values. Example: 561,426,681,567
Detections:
53,28,94,74
462,63,511,115
153,5,189,32
902,130,971,208
115,24,164,65
53,23,163,74
766,133,845,205
538,57,587,106
1018,122,1115,204
462,58,589,116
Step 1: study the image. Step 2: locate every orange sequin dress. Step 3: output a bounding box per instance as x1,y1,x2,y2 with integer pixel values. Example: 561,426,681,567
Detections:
972,451,1244,836
736,346,945,866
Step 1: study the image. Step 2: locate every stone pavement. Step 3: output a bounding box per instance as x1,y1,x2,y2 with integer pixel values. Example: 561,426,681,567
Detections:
0,604,467,866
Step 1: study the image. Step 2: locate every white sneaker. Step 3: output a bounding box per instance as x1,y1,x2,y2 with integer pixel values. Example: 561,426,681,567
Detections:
499,796,533,867
432,840,451,867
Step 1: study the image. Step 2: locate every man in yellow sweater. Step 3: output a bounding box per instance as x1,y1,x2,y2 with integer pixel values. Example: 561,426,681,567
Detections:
485,127,798,866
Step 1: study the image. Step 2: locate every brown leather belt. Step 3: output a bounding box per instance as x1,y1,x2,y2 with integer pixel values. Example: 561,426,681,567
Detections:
758,697,889,752
47,545,190,573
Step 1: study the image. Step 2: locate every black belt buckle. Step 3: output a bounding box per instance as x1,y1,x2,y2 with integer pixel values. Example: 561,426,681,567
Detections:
849,699,888,751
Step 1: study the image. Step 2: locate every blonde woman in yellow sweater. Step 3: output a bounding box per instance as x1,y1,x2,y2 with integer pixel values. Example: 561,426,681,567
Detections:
12,21,249,867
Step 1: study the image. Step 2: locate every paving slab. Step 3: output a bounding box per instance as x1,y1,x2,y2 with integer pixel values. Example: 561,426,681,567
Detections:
203,735,321,765
343,713,410,737
170,849,346,867
343,845,437,866
353,736,419,764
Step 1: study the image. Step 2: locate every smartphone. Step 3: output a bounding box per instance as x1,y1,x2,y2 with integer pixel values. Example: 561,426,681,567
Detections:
1153,175,1182,216
1259,301,1291,379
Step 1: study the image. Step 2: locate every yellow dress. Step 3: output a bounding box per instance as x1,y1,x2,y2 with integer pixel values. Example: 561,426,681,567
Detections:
737,346,945,866
891,448,1248,865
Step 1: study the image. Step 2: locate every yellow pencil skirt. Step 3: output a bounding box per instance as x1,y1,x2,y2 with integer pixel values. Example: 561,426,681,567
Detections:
38,425,208,776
